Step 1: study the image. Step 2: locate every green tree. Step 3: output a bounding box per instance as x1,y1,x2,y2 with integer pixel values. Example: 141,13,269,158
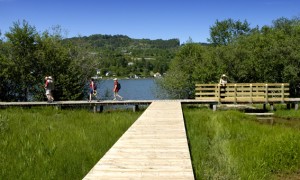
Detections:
161,16,300,98
4,20,38,101
1,20,94,101
208,18,251,46
158,43,208,98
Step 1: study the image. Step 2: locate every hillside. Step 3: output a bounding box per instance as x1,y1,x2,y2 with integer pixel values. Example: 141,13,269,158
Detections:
63,34,180,77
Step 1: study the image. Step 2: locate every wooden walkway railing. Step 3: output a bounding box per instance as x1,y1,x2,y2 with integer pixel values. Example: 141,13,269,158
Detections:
195,83,290,103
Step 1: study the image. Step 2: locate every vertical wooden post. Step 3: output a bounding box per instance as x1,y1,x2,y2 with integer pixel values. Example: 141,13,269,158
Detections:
265,84,269,104
217,84,221,103
55,105,62,110
133,105,139,112
93,105,97,113
295,103,299,110
234,84,237,104
270,103,274,111
250,84,253,103
213,104,217,111
281,83,284,102
195,84,199,99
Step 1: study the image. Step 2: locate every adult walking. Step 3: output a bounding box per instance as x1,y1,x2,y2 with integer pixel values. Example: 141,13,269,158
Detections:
88,78,96,102
113,78,123,100
45,76,54,103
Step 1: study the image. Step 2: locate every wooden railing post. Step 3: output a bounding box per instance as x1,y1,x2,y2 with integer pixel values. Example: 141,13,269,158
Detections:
234,84,237,104
265,84,269,103
281,83,284,102
250,84,253,103
217,84,221,103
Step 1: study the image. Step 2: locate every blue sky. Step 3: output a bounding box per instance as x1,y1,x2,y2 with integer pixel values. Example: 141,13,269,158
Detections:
1,0,300,43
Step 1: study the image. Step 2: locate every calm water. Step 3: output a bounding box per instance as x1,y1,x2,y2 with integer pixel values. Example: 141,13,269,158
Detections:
95,78,164,100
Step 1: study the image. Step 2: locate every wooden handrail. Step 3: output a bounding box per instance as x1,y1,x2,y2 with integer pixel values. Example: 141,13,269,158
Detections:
195,83,290,103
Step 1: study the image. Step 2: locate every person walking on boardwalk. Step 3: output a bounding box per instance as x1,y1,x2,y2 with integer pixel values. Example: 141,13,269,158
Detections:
44,76,54,103
89,78,97,102
113,78,123,101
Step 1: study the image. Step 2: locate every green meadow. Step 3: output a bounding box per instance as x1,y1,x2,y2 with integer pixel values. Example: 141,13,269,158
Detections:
184,107,300,179
1,106,300,179
0,107,141,179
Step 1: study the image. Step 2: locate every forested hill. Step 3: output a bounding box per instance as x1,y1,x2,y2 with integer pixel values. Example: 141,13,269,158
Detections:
64,34,180,49
63,34,181,78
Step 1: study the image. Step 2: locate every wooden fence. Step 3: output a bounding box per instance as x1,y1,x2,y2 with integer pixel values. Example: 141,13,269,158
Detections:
195,83,289,103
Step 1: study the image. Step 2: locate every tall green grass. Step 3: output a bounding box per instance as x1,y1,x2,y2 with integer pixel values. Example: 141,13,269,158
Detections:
275,107,300,119
0,107,141,179
184,107,300,179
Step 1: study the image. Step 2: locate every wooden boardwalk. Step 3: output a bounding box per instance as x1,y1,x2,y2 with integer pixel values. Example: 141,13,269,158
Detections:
0,99,217,107
0,99,218,112
83,101,194,179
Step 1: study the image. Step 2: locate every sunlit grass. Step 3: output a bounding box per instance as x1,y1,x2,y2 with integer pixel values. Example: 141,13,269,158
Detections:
2,105,300,179
184,107,300,179
0,107,141,179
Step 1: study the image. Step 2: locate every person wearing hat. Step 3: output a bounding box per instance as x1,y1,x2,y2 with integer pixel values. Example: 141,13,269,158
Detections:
219,74,228,99
219,74,227,86
113,78,123,100
44,76,54,103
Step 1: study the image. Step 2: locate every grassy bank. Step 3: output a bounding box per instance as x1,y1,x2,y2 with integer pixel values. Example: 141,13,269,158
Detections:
0,107,141,179
184,107,300,179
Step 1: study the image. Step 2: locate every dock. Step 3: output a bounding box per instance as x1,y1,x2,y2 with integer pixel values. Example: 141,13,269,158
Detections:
83,101,194,179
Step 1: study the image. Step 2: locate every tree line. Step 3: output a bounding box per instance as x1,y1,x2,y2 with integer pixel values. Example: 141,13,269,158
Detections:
0,20,179,101
159,17,300,99
0,20,95,101
64,34,179,77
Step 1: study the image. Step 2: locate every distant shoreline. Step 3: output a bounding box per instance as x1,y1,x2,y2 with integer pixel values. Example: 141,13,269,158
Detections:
92,77,161,81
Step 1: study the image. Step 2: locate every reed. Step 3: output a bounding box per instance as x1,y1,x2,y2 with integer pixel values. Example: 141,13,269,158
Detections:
184,107,300,179
2,106,300,179
0,107,141,179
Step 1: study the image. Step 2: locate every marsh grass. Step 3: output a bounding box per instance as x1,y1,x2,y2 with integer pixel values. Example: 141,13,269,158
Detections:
184,107,300,179
0,107,141,179
275,106,300,119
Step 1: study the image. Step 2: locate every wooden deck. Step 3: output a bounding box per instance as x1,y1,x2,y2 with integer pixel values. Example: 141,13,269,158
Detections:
195,83,290,103
83,101,194,179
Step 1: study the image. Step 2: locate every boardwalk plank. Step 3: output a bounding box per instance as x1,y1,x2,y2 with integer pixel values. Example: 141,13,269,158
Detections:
83,101,194,179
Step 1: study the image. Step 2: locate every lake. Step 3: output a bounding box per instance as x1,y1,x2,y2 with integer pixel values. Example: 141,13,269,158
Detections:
94,78,165,100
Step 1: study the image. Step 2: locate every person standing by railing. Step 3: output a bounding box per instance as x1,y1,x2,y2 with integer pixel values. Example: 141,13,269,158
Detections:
219,74,228,86
219,74,227,98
